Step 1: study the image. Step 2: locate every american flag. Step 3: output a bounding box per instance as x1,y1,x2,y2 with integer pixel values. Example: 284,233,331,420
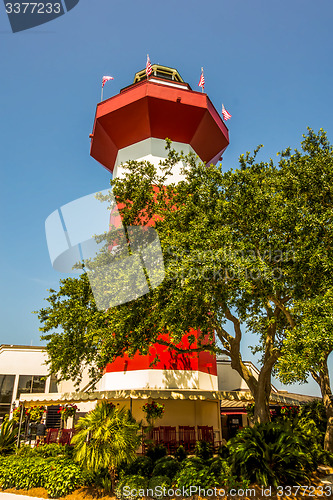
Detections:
102,76,114,88
198,67,205,90
146,54,152,77
222,104,232,121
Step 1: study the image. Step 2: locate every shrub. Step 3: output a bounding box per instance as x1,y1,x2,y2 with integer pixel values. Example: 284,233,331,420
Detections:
194,440,213,461
175,445,187,462
298,400,327,435
0,455,84,498
175,465,218,490
17,443,73,458
216,442,229,459
0,420,18,455
16,444,33,457
181,456,205,470
152,456,180,479
148,476,171,498
227,422,312,488
37,443,73,458
145,443,167,462
115,475,148,500
207,456,227,477
121,456,154,478
45,458,84,498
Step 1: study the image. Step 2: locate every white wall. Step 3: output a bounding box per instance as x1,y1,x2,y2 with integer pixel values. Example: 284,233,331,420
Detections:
113,138,198,184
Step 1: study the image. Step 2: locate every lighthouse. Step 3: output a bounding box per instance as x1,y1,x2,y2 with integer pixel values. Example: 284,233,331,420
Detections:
89,65,230,441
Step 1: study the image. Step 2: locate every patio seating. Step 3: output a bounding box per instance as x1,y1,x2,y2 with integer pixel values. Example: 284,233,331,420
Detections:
58,428,73,445
141,426,160,454
197,425,214,445
178,425,196,452
158,426,177,454
45,428,59,444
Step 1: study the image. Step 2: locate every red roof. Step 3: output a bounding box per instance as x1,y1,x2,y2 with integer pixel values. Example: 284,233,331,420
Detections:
90,79,229,173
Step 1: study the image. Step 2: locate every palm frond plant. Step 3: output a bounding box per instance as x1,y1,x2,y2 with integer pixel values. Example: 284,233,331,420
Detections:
71,401,141,491
227,422,312,488
0,419,18,454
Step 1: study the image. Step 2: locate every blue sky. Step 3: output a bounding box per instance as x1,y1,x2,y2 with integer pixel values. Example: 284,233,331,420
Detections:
1,0,332,396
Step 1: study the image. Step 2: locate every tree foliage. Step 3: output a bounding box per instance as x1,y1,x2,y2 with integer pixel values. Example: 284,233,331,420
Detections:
37,130,333,425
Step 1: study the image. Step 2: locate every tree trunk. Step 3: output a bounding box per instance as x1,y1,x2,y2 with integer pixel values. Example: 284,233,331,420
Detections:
109,466,116,492
229,352,272,424
253,369,272,424
216,304,280,425
311,357,333,452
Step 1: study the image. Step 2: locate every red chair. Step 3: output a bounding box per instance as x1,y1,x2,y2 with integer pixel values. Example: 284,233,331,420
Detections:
58,429,72,445
159,426,177,454
142,426,160,454
152,427,160,444
197,425,214,446
179,426,196,452
45,428,59,444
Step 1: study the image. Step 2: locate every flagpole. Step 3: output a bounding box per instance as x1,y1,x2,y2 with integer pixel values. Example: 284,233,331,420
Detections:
101,85,104,102
201,67,204,93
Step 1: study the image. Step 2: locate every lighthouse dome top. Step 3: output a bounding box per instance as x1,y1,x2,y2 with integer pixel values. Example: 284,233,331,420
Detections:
133,64,185,85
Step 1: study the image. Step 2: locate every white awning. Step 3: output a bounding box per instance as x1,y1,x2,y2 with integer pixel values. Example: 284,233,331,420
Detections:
19,388,308,408
19,389,254,407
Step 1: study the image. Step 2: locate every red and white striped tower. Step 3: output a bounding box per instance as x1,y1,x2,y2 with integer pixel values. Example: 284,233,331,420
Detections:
90,65,229,394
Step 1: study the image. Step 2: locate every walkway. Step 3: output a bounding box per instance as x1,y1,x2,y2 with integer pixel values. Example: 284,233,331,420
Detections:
0,494,48,500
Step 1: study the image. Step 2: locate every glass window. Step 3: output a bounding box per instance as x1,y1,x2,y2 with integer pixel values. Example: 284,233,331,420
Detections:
0,404,11,424
16,375,46,399
0,375,15,403
49,374,58,393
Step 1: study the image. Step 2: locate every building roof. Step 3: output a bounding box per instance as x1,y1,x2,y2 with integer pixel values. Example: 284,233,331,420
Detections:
0,344,46,351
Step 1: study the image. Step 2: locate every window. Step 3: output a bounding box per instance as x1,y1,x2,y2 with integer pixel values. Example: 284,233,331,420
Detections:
16,375,46,399
0,405,11,424
0,374,15,404
49,374,58,393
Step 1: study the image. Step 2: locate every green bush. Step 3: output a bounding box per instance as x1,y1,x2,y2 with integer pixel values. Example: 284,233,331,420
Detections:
175,465,218,490
174,445,187,462
152,456,180,479
298,400,327,436
227,422,312,488
0,455,84,498
148,476,171,498
115,475,148,500
16,444,34,457
120,456,154,478
181,456,206,470
16,443,73,458
0,420,18,455
207,457,227,477
194,440,213,461
216,443,229,459
87,469,113,493
44,458,83,498
145,443,167,462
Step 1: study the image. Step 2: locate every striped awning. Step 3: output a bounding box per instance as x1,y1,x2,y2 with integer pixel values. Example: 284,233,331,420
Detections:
19,389,254,407
19,388,317,408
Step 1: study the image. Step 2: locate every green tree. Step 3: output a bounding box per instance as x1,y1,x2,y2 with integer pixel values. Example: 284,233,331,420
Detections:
37,145,288,423
277,293,333,450
71,401,141,490
37,130,333,426
274,129,333,450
